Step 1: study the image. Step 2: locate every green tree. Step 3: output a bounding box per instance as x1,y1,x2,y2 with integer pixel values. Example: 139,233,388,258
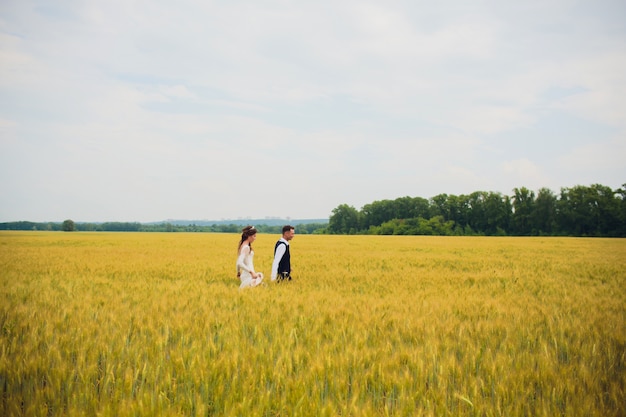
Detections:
419,216,455,235
590,183,621,236
512,187,535,235
467,191,489,233
328,204,360,234
429,193,450,219
62,219,75,232
616,184,626,236
394,196,430,219
450,194,471,231
328,182,624,236
557,185,596,236
532,188,557,235
361,200,396,229
615,184,626,236
484,192,511,235
558,184,623,236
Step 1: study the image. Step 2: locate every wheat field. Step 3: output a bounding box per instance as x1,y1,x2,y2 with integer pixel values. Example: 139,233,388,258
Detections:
0,231,624,416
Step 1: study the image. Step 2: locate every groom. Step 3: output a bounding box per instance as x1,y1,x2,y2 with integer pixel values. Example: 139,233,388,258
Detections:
271,225,295,282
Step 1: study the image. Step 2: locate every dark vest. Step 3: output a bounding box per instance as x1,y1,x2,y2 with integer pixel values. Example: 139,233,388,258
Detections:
274,241,291,274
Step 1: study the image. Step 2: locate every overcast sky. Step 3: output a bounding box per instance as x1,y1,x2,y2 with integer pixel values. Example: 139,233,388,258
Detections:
1,0,625,222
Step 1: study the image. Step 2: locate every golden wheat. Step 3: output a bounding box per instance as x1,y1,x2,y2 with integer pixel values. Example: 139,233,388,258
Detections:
0,232,624,416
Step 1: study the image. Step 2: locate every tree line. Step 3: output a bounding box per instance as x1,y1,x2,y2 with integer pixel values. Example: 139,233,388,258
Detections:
327,183,626,237
3,182,624,237
0,220,326,234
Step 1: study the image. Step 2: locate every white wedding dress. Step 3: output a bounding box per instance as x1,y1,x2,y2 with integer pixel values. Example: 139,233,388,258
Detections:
237,244,263,289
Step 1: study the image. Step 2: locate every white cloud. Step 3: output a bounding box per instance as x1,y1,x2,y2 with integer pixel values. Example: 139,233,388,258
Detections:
557,135,626,174
1,0,625,221
553,52,626,128
500,158,547,189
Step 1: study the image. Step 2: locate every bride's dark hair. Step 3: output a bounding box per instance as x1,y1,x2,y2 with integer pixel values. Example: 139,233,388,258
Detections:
238,226,257,253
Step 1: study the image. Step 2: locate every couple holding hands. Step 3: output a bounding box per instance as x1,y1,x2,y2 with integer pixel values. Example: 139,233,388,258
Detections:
236,225,295,289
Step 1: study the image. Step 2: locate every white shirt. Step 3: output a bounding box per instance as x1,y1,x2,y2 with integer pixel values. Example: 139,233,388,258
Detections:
271,237,289,281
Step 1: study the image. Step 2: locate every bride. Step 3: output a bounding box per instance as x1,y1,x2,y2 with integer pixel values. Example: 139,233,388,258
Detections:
236,226,264,289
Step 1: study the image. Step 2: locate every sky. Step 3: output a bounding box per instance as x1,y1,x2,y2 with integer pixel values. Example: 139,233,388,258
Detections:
1,0,625,223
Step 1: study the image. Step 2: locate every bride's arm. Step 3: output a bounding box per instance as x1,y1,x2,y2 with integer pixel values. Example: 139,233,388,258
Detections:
236,245,255,275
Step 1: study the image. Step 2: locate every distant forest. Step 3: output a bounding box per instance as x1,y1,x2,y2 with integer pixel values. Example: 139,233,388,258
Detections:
327,183,626,237
0,221,326,235
2,183,624,237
